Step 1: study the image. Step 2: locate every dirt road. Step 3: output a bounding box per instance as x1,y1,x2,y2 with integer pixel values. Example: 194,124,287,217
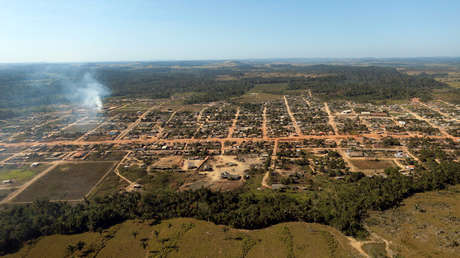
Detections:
155,109,180,139
192,106,210,139
420,101,456,120
283,95,302,136
401,106,453,139
227,107,240,138
113,151,134,185
85,154,129,198
347,237,370,258
1,133,457,150
324,102,339,135
115,106,157,140
302,97,311,107
262,105,268,139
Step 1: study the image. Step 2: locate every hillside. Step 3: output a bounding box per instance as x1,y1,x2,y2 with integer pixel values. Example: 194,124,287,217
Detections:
6,218,360,258
365,184,460,257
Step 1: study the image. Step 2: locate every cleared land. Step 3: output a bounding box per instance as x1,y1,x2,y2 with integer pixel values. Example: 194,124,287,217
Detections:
366,184,460,257
434,72,460,88
234,92,282,104
6,218,360,258
12,162,115,202
349,160,396,170
233,83,288,103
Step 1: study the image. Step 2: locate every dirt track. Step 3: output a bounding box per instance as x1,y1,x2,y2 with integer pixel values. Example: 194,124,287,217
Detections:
419,101,453,119
284,95,303,136
324,102,339,135
115,106,156,140
401,106,454,139
262,105,268,139
227,107,240,138
1,132,457,149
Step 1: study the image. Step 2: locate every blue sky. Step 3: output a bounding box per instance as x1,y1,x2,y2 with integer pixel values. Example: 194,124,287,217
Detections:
1,0,459,62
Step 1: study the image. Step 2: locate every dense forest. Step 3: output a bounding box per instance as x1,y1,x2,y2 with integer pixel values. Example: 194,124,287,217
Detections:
286,65,447,102
1,159,458,255
95,67,253,103
0,62,450,119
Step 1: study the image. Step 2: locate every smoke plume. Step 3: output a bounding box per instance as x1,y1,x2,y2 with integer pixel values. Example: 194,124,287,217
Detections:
67,73,109,112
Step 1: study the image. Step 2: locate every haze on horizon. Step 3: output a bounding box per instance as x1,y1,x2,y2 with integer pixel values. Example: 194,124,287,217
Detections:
1,0,459,63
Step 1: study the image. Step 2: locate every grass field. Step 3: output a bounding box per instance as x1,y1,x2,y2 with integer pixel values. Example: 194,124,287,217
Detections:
366,184,460,257
88,170,129,199
234,93,282,104
6,218,360,258
242,173,264,193
117,102,153,112
237,83,288,104
234,83,306,103
12,161,115,202
0,163,51,186
119,165,148,182
86,150,126,161
0,169,35,182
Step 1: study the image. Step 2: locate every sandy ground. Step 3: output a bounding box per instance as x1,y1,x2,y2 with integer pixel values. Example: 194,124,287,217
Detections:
204,155,263,183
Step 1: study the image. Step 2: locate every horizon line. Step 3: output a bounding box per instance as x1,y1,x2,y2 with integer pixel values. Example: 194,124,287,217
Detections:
1,56,460,65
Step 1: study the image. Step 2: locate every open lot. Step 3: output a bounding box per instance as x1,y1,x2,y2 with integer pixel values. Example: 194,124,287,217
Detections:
234,92,282,104
349,159,396,170
152,156,183,170
12,161,115,202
